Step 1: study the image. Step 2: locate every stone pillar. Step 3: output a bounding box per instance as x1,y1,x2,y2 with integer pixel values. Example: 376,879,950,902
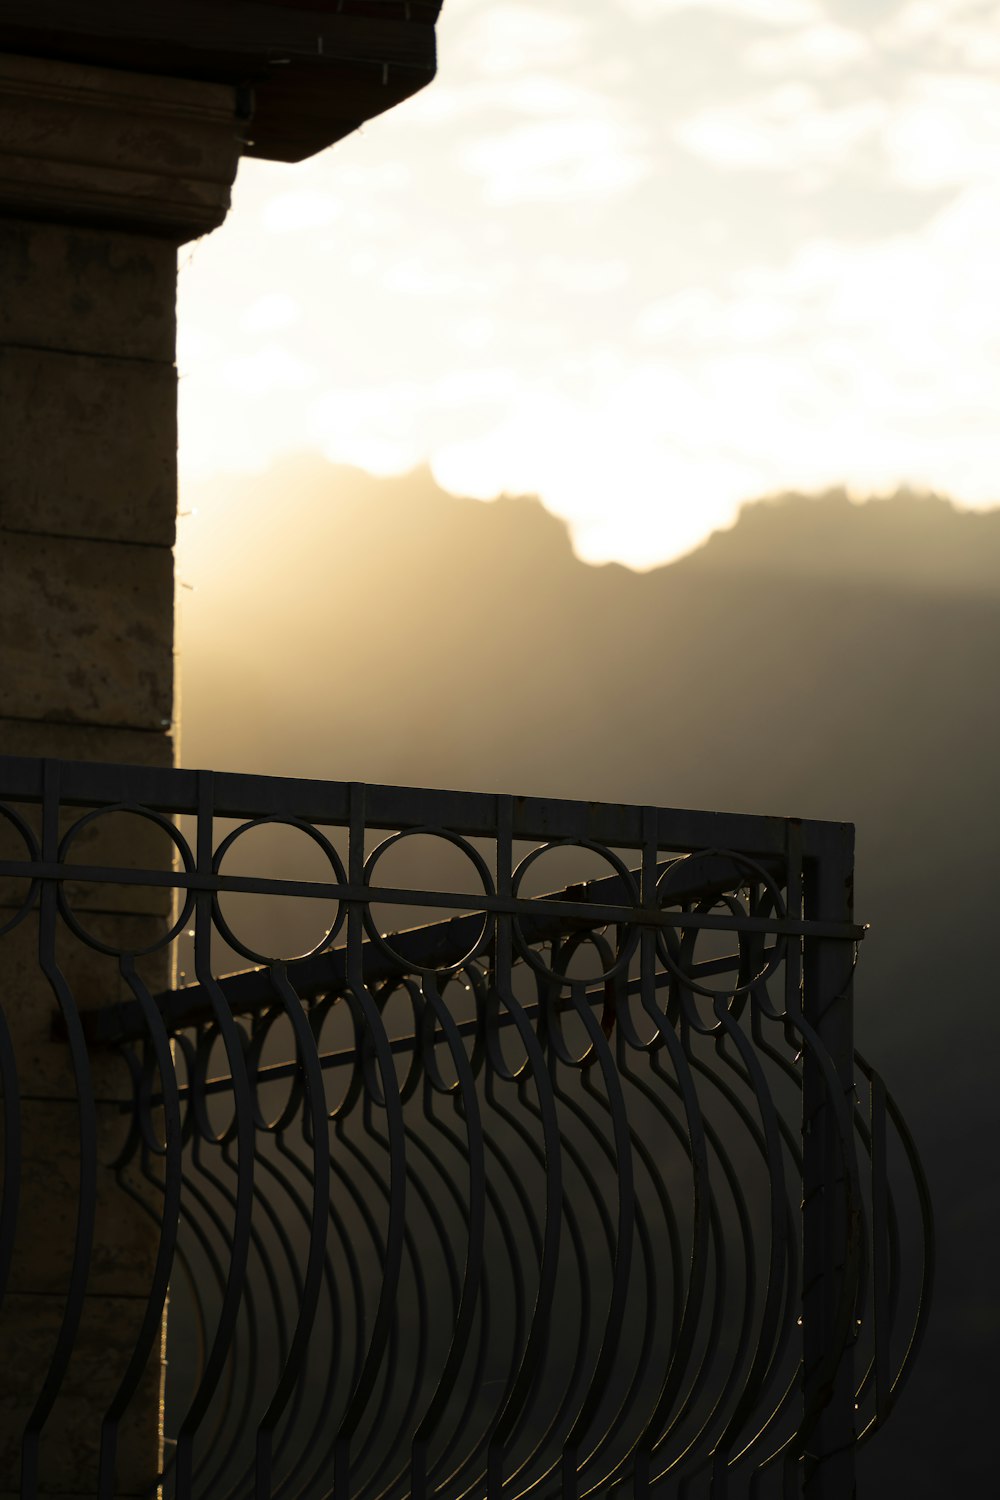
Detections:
0,50,244,767
0,52,243,1498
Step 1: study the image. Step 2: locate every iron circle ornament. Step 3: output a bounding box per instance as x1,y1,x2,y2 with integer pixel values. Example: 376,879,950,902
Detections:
655,848,787,1000
309,991,366,1123
546,926,619,1068
483,963,539,1083
419,966,486,1095
56,803,195,956
211,814,347,965
372,975,425,1103
510,838,640,983
247,1005,304,1134
189,1020,247,1147
127,1031,194,1158
0,800,42,937
361,825,496,975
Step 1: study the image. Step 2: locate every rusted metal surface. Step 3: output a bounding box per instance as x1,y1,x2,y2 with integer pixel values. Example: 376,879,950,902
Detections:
0,755,932,1498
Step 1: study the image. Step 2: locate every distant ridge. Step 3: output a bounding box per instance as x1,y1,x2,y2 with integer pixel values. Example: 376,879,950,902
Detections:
183,456,1000,595
680,485,1000,594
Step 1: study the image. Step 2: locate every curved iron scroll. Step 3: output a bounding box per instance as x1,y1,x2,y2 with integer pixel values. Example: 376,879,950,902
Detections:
0,759,932,1500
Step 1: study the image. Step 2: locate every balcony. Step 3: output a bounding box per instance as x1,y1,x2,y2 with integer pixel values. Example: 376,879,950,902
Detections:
0,754,931,1499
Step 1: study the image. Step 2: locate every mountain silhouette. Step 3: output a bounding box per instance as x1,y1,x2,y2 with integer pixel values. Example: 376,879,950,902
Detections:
179,457,1000,1495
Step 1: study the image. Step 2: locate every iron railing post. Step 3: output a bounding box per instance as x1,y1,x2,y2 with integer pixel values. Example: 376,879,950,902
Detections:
801,824,858,1499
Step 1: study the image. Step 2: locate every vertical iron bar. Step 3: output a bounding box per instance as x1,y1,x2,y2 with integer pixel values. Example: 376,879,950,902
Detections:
334,782,407,1500
870,1071,890,1426
175,771,256,1500
21,761,98,1500
254,963,330,1500
801,825,857,1500
486,795,563,1500
0,987,21,1311
98,956,183,1500
409,972,486,1498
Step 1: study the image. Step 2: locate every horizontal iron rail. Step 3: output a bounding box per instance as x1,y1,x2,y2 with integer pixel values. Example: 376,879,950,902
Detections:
140,945,777,1107
0,859,863,939
93,855,861,1043
0,753,852,861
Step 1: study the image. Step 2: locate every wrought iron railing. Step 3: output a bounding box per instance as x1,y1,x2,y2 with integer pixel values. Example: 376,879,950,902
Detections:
0,756,932,1499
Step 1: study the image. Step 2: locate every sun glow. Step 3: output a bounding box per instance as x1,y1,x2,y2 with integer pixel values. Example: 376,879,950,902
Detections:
177,0,1000,568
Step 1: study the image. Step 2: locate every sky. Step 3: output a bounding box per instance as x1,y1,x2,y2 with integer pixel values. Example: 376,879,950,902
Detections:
176,0,1000,569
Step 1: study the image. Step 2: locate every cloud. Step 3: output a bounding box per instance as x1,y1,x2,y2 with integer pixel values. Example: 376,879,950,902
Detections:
450,3,594,77
745,21,872,76
177,0,1000,568
429,367,759,569
629,183,1000,513
181,160,1000,564
617,0,824,25
240,293,301,334
460,116,650,202
222,347,315,397
401,71,626,129
382,258,483,298
674,84,885,173
881,2,1000,68
260,190,342,233
635,286,796,345
535,255,631,293
882,74,1000,188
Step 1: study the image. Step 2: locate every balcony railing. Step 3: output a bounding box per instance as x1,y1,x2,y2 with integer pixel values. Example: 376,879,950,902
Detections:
0,756,932,1499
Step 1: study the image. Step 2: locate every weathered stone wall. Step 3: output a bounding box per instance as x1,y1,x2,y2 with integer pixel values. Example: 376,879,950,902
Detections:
0,52,242,1498
0,218,178,767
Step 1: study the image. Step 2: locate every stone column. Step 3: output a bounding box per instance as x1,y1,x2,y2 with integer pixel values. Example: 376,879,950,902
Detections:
0,52,243,1498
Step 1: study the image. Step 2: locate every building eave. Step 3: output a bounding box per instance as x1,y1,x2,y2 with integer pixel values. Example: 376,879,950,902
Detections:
0,0,441,162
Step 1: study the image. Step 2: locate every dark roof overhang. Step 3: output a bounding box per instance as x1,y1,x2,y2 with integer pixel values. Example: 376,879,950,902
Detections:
0,0,442,162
